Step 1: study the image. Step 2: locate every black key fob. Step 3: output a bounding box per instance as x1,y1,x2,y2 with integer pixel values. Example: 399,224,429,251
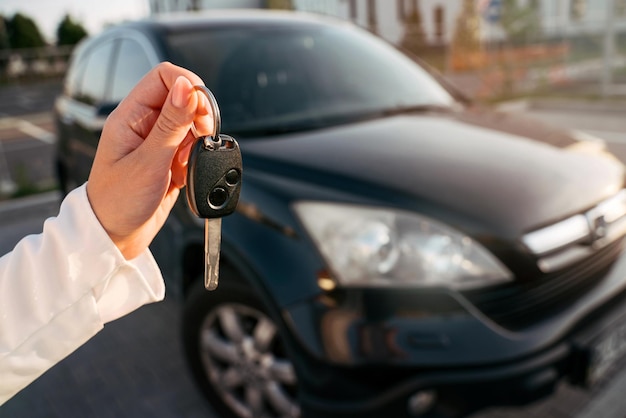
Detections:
186,134,242,219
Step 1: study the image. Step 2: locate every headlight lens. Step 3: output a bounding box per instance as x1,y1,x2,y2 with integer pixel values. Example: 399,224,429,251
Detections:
293,202,512,290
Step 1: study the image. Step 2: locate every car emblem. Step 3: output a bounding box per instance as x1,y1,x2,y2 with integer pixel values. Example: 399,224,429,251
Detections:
587,213,608,244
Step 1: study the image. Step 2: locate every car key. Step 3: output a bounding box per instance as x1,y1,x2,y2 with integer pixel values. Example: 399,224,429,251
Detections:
186,85,242,290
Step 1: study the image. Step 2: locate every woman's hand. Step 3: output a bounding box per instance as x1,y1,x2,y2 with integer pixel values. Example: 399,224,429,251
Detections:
87,62,214,259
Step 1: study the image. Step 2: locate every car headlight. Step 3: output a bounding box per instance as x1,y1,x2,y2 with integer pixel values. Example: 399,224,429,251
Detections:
293,202,512,290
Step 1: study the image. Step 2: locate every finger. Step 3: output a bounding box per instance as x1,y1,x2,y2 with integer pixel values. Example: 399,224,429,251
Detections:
171,157,188,189
102,62,206,158
142,75,197,155
189,90,215,138
172,130,198,188
120,62,204,112
196,89,211,116
192,115,215,138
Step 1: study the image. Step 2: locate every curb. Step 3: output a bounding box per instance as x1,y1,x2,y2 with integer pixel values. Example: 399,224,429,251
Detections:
0,191,61,226
496,97,626,114
528,98,626,114
576,366,626,418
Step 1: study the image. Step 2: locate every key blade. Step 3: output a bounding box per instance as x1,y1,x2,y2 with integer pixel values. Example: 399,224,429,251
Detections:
205,218,222,290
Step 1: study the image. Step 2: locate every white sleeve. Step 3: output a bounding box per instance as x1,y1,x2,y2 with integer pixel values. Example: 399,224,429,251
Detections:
0,183,165,404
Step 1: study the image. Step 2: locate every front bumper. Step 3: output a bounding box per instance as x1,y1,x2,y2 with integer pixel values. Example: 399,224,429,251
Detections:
283,243,626,417
297,293,626,418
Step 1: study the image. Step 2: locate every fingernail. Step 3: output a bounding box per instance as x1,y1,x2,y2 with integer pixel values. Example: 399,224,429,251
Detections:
172,76,191,109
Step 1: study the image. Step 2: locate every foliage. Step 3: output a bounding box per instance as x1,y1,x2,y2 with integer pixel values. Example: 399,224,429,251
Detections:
0,17,9,50
10,164,38,199
267,0,294,10
56,15,88,46
451,0,482,54
6,13,46,48
500,0,541,43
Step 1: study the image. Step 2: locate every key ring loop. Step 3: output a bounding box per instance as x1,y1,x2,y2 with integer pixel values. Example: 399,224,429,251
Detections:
191,85,221,149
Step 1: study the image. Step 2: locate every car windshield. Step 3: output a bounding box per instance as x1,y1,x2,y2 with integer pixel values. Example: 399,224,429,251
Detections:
166,22,457,137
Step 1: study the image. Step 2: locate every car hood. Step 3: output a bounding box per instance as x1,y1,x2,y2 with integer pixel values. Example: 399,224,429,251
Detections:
240,108,625,238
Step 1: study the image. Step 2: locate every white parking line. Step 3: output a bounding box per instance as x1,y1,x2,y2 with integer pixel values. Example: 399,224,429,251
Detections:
15,119,55,144
0,113,56,145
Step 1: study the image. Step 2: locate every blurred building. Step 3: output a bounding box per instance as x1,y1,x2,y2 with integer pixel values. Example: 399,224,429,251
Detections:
147,0,626,46
149,0,264,13
541,0,626,36
147,0,464,46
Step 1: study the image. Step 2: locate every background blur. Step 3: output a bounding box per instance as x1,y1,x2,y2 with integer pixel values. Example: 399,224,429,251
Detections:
3,1,626,418
2,0,626,198
3,0,626,96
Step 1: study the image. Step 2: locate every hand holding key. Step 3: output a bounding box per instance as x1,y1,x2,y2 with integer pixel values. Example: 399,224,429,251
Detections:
87,62,215,260
186,86,242,290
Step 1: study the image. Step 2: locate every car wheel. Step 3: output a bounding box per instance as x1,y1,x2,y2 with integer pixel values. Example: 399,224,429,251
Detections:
182,276,301,418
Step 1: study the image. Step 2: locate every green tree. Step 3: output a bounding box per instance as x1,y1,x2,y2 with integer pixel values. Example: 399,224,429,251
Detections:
0,16,9,76
6,13,46,48
0,16,9,50
451,0,481,54
500,0,541,44
189,0,201,11
56,15,88,46
266,0,294,10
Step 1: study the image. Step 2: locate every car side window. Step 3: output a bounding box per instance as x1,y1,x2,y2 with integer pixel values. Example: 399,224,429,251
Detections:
76,40,116,106
64,52,87,99
109,38,154,103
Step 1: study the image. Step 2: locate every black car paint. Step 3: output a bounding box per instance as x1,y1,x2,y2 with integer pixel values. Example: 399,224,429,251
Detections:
168,102,626,415
239,109,622,237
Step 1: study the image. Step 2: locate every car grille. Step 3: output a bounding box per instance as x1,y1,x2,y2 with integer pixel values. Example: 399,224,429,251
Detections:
521,189,626,273
462,239,624,331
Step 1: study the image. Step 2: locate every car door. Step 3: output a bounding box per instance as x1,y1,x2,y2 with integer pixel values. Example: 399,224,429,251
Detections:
56,37,117,187
57,32,159,190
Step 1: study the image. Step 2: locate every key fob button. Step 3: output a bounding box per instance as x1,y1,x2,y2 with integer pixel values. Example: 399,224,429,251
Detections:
209,186,229,209
225,169,240,186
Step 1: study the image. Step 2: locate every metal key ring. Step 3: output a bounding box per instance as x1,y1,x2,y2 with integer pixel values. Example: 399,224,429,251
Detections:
191,85,221,149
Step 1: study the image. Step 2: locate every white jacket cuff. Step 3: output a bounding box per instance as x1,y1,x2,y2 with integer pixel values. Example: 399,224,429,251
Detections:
0,183,165,404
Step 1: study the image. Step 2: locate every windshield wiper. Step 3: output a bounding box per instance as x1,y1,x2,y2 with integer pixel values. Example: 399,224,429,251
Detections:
230,122,325,138
228,104,458,137
380,103,455,117
229,112,376,137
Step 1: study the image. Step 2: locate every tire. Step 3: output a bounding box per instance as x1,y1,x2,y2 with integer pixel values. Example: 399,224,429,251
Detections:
182,275,301,418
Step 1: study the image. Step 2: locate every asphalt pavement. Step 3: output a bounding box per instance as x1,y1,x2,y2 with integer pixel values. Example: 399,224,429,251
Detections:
0,195,220,418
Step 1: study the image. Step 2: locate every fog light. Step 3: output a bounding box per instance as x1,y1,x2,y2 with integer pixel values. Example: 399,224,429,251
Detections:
407,390,436,416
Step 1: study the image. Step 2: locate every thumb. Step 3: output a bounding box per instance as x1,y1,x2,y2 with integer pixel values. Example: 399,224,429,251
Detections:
143,75,197,155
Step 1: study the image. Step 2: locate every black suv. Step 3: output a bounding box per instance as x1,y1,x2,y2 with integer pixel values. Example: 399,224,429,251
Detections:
54,9,626,418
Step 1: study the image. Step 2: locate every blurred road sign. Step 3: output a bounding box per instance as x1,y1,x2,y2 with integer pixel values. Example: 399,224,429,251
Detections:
484,0,502,23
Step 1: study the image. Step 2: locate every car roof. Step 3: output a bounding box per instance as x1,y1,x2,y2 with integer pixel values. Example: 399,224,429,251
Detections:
113,9,352,33
71,9,357,73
